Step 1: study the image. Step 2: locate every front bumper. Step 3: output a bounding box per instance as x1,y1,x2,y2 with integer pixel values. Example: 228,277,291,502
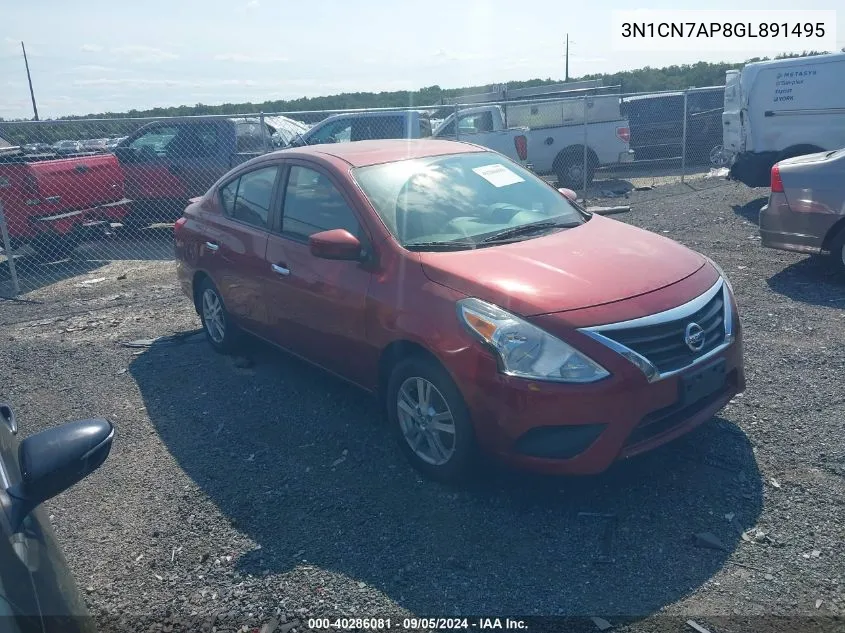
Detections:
447,276,745,475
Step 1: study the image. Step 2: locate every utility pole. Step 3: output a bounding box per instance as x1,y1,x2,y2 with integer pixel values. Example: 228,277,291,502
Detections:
565,34,569,82
21,41,39,121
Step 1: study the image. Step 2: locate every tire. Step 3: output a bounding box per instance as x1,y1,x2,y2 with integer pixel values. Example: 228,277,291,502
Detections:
386,355,478,483
197,277,241,354
29,232,78,262
709,144,730,167
555,150,595,189
828,228,845,278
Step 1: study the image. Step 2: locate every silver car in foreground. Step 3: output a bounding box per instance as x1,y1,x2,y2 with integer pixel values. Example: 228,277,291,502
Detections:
760,148,845,275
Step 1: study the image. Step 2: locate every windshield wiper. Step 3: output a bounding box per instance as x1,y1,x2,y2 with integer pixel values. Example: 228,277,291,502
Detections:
404,240,477,251
478,220,580,244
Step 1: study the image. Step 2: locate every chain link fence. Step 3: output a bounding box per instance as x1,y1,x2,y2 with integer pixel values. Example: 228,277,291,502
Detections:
1,88,729,301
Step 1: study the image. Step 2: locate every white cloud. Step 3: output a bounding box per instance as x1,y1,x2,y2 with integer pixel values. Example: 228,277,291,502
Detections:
80,44,103,52
111,45,179,63
73,65,117,73
73,78,260,88
245,0,260,7
213,53,289,63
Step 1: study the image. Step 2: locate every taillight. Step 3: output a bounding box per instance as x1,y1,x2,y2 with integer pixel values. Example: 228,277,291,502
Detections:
514,135,528,161
770,164,784,192
174,216,188,234
616,126,630,143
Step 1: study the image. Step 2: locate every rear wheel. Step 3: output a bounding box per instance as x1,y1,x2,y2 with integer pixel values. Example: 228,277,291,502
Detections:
197,278,241,354
387,355,478,483
828,228,845,278
555,149,595,189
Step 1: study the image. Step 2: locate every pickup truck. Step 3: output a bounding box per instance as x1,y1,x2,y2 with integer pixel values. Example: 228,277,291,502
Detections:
114,116,288,223
293,107,530,165
431,105,530,165
500,95,634,188
0,147,129,259
1,116,303,259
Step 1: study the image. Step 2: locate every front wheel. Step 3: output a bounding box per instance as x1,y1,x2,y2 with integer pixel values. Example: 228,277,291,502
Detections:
386,355,478,483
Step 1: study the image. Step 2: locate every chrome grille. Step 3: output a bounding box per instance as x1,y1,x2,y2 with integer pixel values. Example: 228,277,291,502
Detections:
579,278,732,380
601,292,725,373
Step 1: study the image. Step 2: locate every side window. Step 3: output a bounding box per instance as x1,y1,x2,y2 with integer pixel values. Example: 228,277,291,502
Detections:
457,111,493,134
351,116,405,141
129,125,179,156
220,166,278,229
308,119,352,144
281,166,361,240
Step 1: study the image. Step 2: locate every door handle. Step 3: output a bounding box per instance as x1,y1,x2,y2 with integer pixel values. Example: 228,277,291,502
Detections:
271,263,290,276
205,241,219,252
0,403,17,435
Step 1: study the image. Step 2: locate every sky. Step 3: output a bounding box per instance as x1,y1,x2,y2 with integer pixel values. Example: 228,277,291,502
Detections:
1,0,843,120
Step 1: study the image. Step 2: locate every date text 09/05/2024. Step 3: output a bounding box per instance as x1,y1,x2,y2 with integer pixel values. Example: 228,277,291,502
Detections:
306,618,528,631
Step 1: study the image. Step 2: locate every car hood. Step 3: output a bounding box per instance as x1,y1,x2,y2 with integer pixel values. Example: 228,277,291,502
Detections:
419,215,707,316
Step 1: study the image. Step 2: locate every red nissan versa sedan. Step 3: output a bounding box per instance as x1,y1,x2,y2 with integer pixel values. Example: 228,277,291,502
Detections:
174,139,745,482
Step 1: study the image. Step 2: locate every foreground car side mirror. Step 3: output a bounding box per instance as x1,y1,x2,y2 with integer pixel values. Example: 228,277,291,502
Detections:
558,187,579,202
7,418,114,531
309,229,364,261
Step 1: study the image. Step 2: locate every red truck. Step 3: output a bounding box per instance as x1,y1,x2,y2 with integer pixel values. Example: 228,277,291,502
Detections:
0,148,129,259
1,116,287,259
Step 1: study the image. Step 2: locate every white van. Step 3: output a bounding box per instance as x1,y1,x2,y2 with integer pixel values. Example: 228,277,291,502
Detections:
724,52,845,187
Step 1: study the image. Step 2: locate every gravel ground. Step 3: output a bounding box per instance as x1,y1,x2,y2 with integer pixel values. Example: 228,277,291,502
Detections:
1,178,844,633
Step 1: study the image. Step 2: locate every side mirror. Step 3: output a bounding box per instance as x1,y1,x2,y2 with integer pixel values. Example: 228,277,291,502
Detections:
558,187,579,202
7,418,114,531
309,229,363,261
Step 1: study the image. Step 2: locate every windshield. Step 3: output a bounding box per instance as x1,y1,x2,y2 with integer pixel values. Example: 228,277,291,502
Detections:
352,152,584,248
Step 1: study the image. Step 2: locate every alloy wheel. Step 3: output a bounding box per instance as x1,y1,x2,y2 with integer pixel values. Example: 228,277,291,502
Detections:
397,377,456,466
202,288,226,344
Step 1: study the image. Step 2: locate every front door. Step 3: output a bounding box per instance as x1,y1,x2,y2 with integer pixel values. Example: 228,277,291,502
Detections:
262,163,376,387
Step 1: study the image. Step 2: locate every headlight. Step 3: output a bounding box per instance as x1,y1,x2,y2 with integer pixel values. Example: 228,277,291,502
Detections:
706,256,734,294
456,298,610,383
705,257,736,343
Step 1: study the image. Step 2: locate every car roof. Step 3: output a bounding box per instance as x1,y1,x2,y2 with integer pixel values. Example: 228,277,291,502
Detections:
280,139,487,167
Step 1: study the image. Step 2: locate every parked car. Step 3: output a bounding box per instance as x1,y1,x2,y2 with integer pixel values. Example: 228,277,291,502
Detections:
52,140,82,156
621,88,726,166
81,138,109,152
114,116,283,222
759,148,845,275
264,115,311,148
22,142,52,154
0,402,115,633
290,110,434,145
725,52,845,187
0,148,129,260
174,139,744,482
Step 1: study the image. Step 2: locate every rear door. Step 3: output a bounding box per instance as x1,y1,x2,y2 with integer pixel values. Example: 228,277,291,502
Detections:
262,162,376,386
722,70,743,154
199,164,281,332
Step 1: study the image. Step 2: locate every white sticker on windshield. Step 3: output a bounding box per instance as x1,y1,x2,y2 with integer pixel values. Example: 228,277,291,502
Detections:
472,164,525,188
